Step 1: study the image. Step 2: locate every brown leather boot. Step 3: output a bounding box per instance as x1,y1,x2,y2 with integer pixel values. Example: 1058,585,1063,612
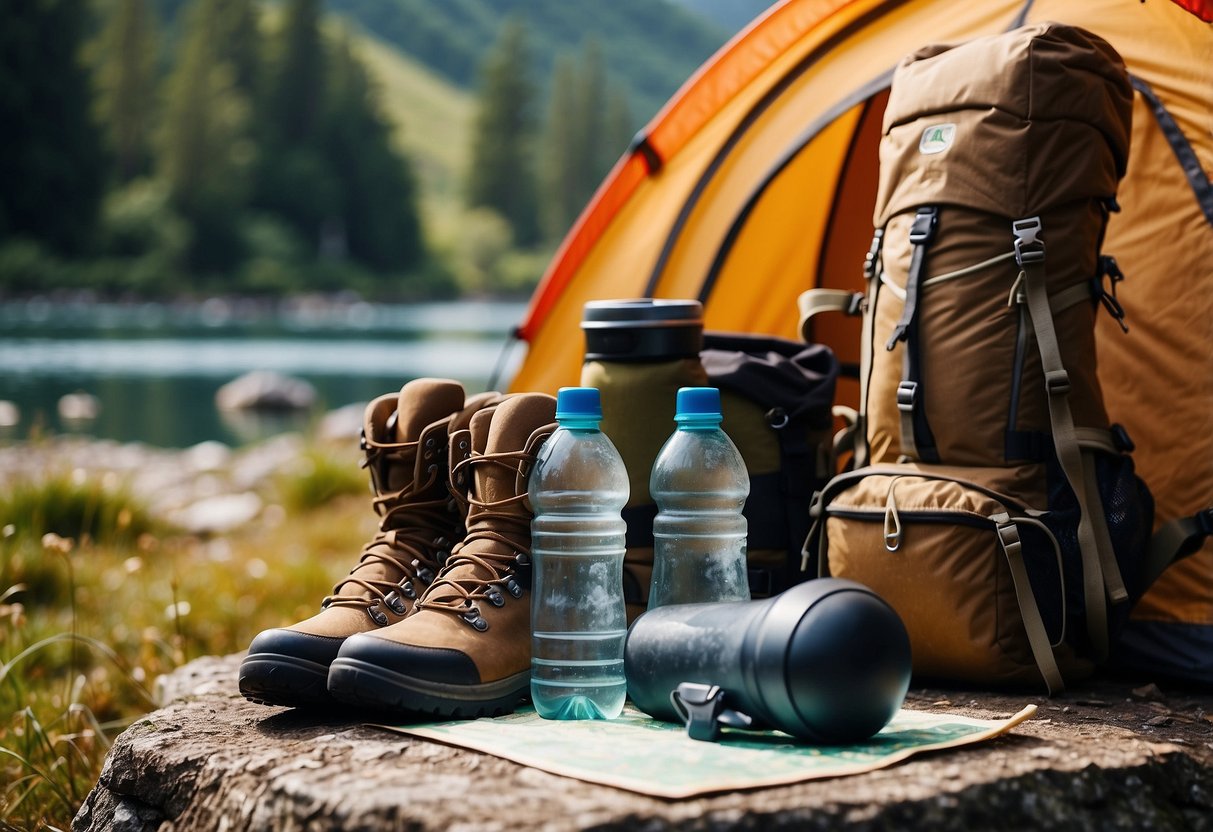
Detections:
328,393,557,718
239,378,500,707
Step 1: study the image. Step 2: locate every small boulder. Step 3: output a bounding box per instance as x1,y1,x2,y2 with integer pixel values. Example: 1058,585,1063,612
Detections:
59,391,100,421
215,371,315,412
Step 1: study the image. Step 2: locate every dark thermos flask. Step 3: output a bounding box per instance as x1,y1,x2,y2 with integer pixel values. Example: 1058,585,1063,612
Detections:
624,578,911,743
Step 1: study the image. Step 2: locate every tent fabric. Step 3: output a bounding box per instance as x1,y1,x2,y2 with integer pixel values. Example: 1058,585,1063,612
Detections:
508,0,1213,680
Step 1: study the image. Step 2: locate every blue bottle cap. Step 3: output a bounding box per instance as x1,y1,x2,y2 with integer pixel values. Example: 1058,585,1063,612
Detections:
555,387,602,421
674,387,722,424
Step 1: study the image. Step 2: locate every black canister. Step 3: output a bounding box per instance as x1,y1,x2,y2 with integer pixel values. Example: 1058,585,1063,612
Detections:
581,298,704,362
624,578,912,743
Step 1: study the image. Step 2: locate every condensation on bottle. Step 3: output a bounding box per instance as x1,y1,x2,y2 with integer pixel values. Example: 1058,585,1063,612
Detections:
648,386,750,609
528,387,629,719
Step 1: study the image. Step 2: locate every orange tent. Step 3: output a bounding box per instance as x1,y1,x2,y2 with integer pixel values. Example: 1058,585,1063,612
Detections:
508,0,1213,682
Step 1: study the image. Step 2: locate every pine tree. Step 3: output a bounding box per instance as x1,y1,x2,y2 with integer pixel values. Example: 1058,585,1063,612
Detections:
602,88,634,179
0,0,106,253
465,19,540,247
214,0,260,97
322,36,424,272
93,0,160,182
266,0,324,144
253,0,338,255
540,54,581,242
572,40,607,211
159,0,254,272
539,42,630,243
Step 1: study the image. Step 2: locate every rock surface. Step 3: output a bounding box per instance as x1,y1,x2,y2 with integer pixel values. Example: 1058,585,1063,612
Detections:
75,655,1213,831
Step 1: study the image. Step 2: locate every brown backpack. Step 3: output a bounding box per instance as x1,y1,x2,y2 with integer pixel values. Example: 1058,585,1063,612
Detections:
800,23,1176,694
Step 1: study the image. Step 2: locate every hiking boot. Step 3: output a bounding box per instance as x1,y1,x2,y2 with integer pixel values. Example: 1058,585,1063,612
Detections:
238,378,500,708
328,393,557,718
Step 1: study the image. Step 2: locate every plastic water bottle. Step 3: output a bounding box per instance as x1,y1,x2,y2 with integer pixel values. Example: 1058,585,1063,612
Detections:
529,387,629,720
648,387,750,608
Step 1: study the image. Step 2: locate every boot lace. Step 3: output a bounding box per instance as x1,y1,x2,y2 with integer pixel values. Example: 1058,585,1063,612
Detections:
323,440,454,623
416,437,549,631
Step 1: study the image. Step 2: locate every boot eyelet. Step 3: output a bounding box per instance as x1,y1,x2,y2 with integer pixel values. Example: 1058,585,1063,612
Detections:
436,550,449,565
462,607,488,631
513,552,531,568
414,562,435,584
320,595,333,610
368,603,389,626
485,586,505,607
399,579,416,600
459,440,468,451
504,577,523,598
384,591,407,615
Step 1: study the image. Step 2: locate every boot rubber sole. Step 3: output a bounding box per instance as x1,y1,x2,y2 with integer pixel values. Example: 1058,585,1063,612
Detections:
239,652,333,708
327,657,529,719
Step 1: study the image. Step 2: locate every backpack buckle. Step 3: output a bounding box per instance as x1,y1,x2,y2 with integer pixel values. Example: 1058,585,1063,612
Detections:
1013,217,1045,266
896,381,919,412
908,207,938,246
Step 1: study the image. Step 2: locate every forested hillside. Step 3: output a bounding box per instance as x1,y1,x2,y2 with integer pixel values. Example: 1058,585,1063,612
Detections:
0,0,742,301
328,0,728,123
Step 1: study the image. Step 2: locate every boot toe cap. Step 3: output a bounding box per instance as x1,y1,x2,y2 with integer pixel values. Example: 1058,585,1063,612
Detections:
239,628,345,707
246,627,345,667
336,633,481,685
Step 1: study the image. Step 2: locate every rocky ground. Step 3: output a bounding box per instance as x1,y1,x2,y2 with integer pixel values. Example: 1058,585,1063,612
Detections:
73,654,1213,831
0,403,362,535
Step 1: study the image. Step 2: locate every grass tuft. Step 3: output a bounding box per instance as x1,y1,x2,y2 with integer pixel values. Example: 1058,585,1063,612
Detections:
0,468,370,829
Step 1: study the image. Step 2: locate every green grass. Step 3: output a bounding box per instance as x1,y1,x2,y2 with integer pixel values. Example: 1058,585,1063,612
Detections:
0,459,377,829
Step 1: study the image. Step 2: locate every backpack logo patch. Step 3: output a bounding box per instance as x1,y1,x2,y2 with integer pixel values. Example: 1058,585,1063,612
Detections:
919,123,956,155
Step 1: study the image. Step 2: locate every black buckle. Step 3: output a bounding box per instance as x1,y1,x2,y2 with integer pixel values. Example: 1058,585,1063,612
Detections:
908,207,938,246
669,683,754,742
896,381,918,412
1013,217,1045,266
1098,255,1129,333
846,292,866,316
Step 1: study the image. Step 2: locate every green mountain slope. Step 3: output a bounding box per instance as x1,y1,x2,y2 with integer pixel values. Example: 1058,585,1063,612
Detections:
328,0,730,123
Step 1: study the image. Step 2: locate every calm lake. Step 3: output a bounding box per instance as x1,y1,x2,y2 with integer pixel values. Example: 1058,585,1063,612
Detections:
0,298,530,448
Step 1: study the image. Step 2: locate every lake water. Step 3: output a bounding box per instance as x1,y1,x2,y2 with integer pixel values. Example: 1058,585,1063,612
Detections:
0,298,530,448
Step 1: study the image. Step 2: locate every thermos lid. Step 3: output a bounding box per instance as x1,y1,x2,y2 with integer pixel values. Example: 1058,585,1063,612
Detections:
555,387,602,421
581,299,704,362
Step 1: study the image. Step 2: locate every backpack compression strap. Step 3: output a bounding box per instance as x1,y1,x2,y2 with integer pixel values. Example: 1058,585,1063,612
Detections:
1143,508,1213,588
887,207,940,463
1015,217,1128,662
